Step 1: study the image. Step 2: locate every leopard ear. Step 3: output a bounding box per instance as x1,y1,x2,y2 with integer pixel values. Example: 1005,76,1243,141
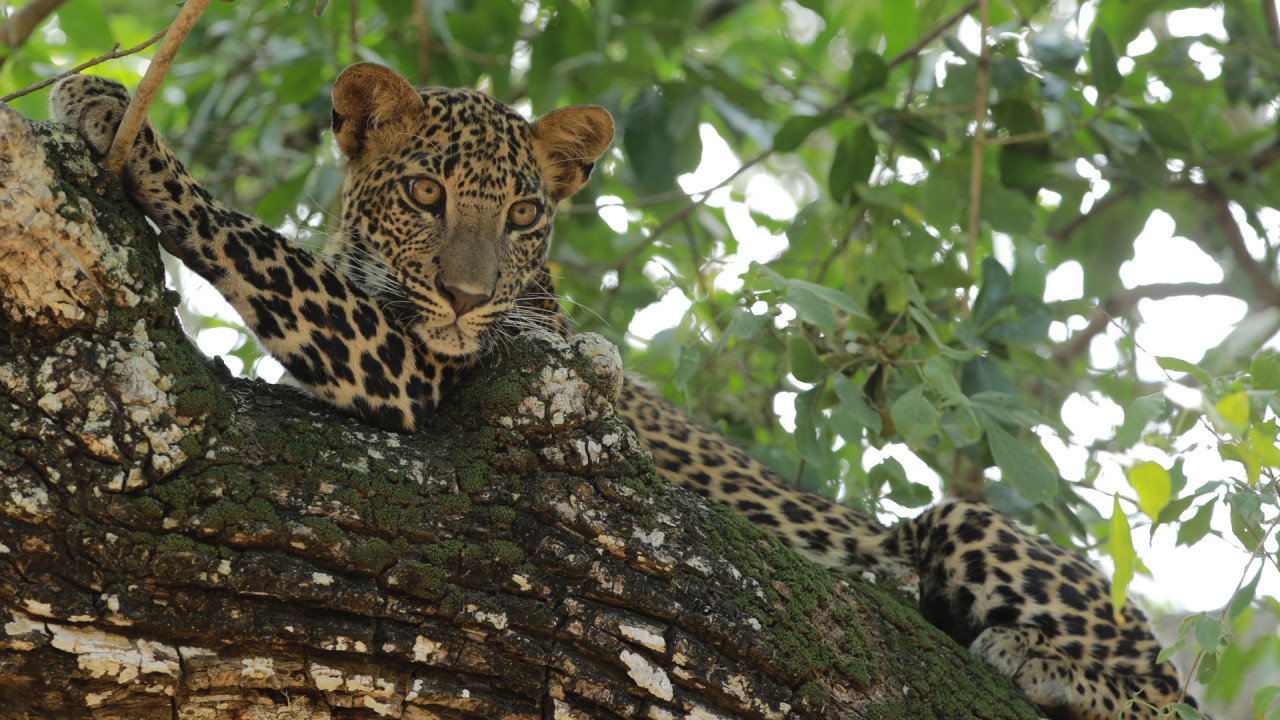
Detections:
530,105,614,203
331,63,423,159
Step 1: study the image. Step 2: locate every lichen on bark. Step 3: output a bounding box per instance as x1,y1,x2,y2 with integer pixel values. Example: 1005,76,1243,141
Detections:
0,103,1041,719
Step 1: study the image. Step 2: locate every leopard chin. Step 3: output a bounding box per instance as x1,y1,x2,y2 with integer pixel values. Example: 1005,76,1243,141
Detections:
413,323,486,358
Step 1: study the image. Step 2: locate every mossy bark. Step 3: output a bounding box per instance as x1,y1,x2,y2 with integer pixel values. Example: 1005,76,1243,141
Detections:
0,104,1042,720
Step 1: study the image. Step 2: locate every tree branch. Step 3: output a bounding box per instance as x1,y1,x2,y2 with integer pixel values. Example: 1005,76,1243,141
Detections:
106,0,212,176
1,106,1046,719
0,28,167,103
0,0,66,68
1188,183,1280,307
1051,282,1237,366
964,0,991,309
885,0,980,72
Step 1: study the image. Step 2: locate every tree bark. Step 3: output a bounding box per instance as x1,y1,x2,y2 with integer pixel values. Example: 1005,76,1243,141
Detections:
0,104,1042,720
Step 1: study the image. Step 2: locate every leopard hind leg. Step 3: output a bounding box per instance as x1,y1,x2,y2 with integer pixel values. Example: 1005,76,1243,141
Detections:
970,623,1190,720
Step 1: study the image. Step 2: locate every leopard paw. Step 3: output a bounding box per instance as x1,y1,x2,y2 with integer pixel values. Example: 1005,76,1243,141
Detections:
49,74,131,155
970,625,1077,710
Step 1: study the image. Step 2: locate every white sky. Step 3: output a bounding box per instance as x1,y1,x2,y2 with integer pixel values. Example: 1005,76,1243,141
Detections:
178,4,1277,614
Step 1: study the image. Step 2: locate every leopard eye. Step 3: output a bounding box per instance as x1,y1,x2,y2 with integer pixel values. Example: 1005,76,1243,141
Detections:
508,200,542,228
406,178,443,208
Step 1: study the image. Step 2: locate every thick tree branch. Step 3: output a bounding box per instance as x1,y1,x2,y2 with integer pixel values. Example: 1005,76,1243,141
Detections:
1188,182,1280,307
1,103,1044,720
1052,282,1236,367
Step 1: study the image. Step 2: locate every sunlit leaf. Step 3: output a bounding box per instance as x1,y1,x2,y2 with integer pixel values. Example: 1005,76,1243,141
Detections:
1109,496,1136,620
1215,391,1250,433
1127,461,1170,521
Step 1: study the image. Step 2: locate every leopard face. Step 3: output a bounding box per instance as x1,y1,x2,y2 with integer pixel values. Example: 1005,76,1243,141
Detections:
324,64,612,359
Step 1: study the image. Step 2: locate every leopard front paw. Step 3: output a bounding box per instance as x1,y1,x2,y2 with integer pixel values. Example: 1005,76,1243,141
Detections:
49,74,131,155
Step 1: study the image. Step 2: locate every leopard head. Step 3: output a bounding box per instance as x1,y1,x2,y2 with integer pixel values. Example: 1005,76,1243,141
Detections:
324,62,613,358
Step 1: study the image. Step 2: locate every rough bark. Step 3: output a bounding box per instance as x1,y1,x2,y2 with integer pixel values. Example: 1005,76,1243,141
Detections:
0,104,1043,720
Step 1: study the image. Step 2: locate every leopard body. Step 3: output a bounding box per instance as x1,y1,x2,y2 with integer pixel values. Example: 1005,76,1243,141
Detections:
51,64,1193,720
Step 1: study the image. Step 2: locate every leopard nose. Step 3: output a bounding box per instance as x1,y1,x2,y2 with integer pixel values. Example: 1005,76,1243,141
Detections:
436,280,490,316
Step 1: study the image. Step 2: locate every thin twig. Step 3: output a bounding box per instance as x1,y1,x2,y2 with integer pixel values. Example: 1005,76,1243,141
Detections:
412,0,431,84
0,0,67,69
964,0,991,309
106,0,212,176
986,130,1050,146
886,0,980,71
566,149,774,214
0,28,167,103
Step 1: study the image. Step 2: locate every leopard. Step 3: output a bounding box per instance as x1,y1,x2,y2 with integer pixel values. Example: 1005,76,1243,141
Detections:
51,63,1195,720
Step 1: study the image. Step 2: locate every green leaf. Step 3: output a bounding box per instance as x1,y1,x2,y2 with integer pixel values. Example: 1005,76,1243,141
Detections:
1092,119,1141,155
1167,703,1203,720
1228,567,1262,620
972,257,1012,328
886,478,933,508
922,357,965,407
1215,391,1250,433
1109,496,1136,619
724,311,767,339
833,375,882,435
788,279,870,318
624,89,678,192
774,114,832,152
848,50,887,100
1127,462,1170,522
1254,686,1280,719
979,184,1035,235
672,346,700,393
891,385,940,448
784,284,835,332
1193,613,1222,654
1196,647,1219,686
1114,394,1167,449
1028,26,1084,74
788,336,829,383
794,388,838,478
1127,106,1195,154
829,123,876,205
961,356,1018,397
1089,27,1123,95
254,167,311,225
1176,498,1217,547
57,2,112,50
1252,353,1280,391
1157,356,1212,387
983,415,1057,504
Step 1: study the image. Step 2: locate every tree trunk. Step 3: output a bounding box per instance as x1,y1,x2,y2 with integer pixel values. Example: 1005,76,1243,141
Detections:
0,104,1042,720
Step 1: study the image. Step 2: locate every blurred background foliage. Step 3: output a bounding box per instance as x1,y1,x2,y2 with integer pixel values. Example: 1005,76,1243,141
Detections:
4,0,1280,716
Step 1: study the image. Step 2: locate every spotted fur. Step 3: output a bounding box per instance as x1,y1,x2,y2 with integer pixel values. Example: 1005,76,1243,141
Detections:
51,64,1194,720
